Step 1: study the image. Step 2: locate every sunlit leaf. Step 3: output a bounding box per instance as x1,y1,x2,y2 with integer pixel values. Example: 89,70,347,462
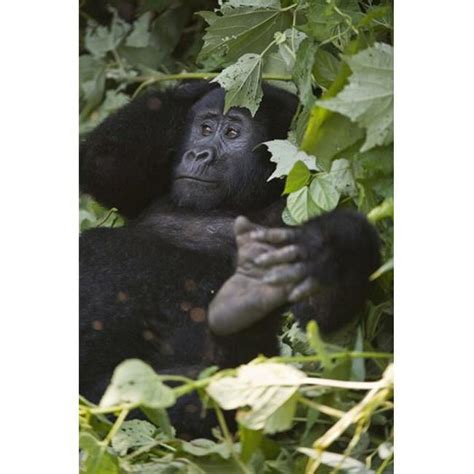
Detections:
80,433,119,474
265,139,320,181
212,53,263,116
198,6,292,67
100,359,176,410
319,43,394,151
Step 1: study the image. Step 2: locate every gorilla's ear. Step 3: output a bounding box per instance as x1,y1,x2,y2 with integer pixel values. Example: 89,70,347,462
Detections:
80,83,217,219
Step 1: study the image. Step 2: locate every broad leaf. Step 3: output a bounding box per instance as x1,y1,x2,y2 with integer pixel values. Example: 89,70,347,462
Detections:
265,140,319,181
100,359,176,410
299,448,375,473
292,38,318,106
212,53,263,116
300,0,363,47
125,12,152,48
207,363,305,433
85,12,130,58
180,438,231,459
329,158,357,197
367,197,394,222
283,160,311,194
287,186,322,224
79,433,119,474
111,420,157,456
302,110,365,171
198,7,292,67
225,0,282,7
313,48,341,89
319,43,394,151
309,173,340,211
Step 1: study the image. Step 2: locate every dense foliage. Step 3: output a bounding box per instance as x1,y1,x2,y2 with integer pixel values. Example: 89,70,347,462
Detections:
79,1,394,472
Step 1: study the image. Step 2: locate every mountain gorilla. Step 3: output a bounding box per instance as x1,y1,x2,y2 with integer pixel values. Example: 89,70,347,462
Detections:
80,82,380,436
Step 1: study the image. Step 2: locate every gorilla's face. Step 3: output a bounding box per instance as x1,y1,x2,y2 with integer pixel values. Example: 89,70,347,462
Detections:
170,88,280,211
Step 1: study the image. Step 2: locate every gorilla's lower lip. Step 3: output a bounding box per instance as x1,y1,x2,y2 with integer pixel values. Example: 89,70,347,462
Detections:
175,176,217,184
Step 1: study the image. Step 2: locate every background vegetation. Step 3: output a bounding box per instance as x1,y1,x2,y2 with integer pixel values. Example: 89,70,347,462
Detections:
79,1,394,472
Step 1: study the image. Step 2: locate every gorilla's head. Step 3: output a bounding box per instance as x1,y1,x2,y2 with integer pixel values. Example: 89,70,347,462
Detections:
171,85,297,211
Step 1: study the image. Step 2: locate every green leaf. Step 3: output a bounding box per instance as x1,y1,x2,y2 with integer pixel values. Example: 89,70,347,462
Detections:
179,438,231,459
300,0,363,47
302,111,365,171
292,38,318,106
329,158,357,197
277,28,307,69
287,186,322,224
265,139,319,181
239,426,263,463
85,12,131,58
198,7,292,67
225,0,282,7
319,43,394,151
141,407,174,438
306,321,333,370
212,53,263,116
367,197,393,222
281,206,299,226
283,160,311,194
352,145,393,181
79,55,106,117
313,48,341,89
100,359,176,410
261,392,299,434
111,420,157,456
309,173,340,211
125,12,152,48
79,433,119,474
351,326,366,381
299,448,375,473
207,363,305,433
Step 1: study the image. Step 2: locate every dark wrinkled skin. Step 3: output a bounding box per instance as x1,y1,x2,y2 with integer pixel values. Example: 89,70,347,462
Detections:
79,82,380,437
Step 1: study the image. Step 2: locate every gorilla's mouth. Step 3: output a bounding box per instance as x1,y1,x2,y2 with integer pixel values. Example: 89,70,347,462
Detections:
175,176,218,185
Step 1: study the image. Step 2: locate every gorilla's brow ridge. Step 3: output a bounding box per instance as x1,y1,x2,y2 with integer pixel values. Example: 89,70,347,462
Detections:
196,111,244,123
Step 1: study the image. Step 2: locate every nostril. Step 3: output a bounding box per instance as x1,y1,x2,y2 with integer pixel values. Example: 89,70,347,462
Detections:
195,149,215,163
183,150,196,162
196,150,211,161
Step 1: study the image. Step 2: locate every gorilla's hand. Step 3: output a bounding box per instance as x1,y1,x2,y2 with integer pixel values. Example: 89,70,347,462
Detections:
249,221,322,303
208,216,315,336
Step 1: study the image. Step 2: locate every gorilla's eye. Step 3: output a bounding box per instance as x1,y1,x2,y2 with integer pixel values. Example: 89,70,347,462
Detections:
201,124,213,136
225,127,239,139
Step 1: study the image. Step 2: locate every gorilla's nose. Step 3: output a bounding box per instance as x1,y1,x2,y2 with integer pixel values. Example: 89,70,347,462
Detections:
184,148,215,164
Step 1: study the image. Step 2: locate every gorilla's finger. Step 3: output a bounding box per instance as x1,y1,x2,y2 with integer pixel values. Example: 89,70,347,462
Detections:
288,277,321,302
254,245,301,267
234,216,262,236
263,262,307,284
249,227,297,245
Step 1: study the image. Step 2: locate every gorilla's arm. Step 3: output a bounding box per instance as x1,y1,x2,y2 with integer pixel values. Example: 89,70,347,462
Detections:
80,82,213,218
208,210,380,336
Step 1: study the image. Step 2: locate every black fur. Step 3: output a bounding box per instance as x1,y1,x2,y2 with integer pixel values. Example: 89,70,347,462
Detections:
80,83,379,436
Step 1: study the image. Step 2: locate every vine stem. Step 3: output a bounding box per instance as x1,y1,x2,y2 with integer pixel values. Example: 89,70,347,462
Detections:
103,407,130,447
127,72,292,85
269,350,393,365
213,402,251,474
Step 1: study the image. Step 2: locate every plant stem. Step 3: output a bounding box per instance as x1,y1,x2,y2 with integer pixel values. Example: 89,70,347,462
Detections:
270,351,393,365
127,72,292,85
89,403,135,415
299,397,345,419
103,407,130,446
213,402,251,474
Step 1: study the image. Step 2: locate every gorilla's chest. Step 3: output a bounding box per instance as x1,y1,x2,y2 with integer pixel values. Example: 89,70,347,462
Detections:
80,236,234,366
